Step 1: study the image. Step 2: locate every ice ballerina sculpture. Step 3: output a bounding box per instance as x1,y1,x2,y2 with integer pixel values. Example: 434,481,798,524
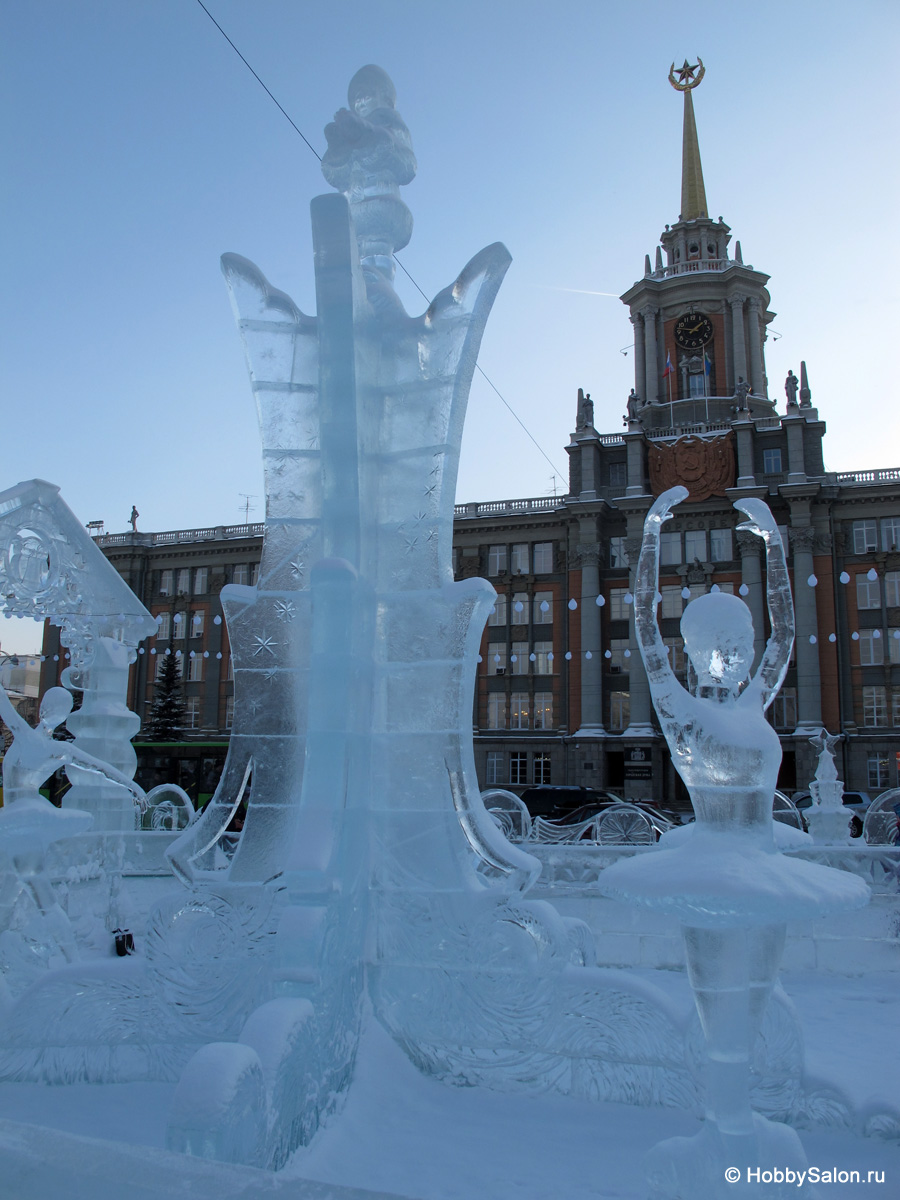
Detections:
600,486,869,1199
0,684,145,978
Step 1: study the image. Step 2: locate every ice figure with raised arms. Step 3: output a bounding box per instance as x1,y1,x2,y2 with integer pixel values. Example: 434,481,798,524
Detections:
0,683,145,972
600,485,869,1198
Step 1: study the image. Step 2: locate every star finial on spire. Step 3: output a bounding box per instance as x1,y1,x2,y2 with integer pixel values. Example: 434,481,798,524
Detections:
668,57,706,92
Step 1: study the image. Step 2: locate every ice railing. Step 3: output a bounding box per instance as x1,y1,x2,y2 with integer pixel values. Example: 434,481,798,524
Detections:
518,842,900,894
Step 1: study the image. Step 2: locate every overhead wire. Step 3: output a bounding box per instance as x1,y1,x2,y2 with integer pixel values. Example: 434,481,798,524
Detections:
194,0,569,489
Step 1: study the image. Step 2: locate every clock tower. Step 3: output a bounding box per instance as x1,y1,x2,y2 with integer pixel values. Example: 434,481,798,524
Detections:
620,59,776,424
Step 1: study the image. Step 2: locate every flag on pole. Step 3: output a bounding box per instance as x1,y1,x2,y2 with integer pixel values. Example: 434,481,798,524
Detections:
704,350,712,376
662,351,674,378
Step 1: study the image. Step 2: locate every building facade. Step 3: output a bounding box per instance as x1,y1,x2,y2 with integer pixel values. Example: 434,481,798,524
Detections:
40,65,900,806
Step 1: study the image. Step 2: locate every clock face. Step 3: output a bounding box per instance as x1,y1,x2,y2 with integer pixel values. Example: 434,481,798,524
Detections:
674,311,713,350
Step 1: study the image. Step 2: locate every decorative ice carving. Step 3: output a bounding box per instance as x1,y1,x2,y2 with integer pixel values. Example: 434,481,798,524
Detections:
0,479,155,831
0,683,144,985
600,486,869,1198
805,728,854,844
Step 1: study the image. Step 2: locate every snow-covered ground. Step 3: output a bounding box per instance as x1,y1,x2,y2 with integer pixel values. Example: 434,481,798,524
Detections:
0,968,897,1199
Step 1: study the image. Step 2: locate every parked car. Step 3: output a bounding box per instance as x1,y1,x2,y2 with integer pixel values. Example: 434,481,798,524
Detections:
518,785,607,818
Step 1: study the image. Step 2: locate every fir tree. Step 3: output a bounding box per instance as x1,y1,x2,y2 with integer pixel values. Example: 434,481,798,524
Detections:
146,652,185,741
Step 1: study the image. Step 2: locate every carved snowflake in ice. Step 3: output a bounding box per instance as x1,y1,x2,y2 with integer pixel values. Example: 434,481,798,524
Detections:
252,635,279,657
289,559,305,581
274,600,296,622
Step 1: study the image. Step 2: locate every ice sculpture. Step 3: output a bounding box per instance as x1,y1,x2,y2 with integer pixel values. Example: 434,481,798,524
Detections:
163,64,542,1163
0,683,144,977
600,486,869,1199
0,479,156,831
805,728,854,844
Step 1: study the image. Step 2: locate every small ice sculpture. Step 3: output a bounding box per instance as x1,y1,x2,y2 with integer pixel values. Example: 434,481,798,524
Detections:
805,728,853,844
600,486,869,1199
0,683,144,973
0,479,156,831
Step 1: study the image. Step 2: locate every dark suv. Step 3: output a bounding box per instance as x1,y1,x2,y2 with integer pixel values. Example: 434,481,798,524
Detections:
518,785,609,818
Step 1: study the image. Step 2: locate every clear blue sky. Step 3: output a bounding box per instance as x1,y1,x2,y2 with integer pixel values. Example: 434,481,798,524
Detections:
1,0,897,652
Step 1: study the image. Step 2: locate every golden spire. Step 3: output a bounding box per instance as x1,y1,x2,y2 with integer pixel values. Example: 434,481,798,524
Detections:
668,58,708,221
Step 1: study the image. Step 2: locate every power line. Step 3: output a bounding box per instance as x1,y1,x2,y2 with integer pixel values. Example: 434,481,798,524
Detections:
193,0,566,486
194,0,321,161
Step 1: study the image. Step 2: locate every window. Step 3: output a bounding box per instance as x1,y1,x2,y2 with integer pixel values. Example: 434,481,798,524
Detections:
710,528,733,562
688,371,706,399
533,692,553,730
609,638,629,671
893,691,900,727
233,564,250,586
155,653,168,679
487,642,507,673
250,563,259,586
660,531,681,565
609,691,630,732
715,582,735,595
852,520,878,554
159,569,173,596
882,518,900,552
173,611,187,640
863,685,888,727
885,572,900,608
859,629,884,666
225,695,235,730
510,641,528,674
488,545,507,576
533,641,552,675
684,530,706,563
868,754,890,790
187,653,204,682
533,543,553,574
609,462,627,491
485,751,503,785
510,692,530,729
488,594,507,626
176,568,190,595
191,610,204,638
770,687,797,731
452,547,460,576
663,636,685,674
156,611,171,640
609,537,627,568
533,591,553,624
194,568,208,594
184,696,200,730
762,448,782,474
533,753,551,785
511,543,529,575
509,752,527,786
511,592,528,624
609,588,630,621
487,693,507,729
890,631,900,665
856,574,881,610
660,586,683,619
